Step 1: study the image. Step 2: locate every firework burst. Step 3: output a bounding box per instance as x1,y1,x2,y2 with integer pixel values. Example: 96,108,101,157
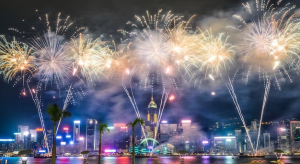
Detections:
30,33,72,85
0,35,35,83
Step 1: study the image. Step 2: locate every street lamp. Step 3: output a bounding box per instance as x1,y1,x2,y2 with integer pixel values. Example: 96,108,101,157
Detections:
21,157,28,164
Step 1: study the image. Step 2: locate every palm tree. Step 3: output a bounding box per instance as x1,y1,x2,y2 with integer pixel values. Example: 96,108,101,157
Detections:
46,103,72,164
98,123,110,164
127,118,145,164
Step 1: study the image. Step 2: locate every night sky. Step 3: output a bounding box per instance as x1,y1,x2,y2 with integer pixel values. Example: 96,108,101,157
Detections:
0,0,300,138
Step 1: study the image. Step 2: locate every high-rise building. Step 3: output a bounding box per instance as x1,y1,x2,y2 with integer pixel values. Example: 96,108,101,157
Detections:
18,125,29,142
277,127,290,152
86,119,98,151
159,121,177,142
250,119,259,132
24,134,31,149
36,128,44,147
145,96,158,139
73,120,81,143
290,121,300,152
14,133,21,144
113,123,129,152
235,129,243,153
263,133,271,152
213,136,237,154
30,129,37,142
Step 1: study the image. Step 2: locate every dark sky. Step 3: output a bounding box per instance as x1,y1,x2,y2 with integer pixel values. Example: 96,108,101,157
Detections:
0,0,300,138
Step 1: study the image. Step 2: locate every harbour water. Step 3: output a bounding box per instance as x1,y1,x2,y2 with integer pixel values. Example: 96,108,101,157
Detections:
1,156,300,164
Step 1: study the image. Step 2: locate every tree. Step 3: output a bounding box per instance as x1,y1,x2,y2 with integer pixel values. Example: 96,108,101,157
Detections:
98,123,110,164
46,104,72,164
127,118,145,164
81,151,90,163
274,149,284,160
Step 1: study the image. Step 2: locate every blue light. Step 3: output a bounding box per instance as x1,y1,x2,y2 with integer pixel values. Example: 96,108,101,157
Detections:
66,135,71,138
38,150,46,153
56,136,62,139
70,141,74,144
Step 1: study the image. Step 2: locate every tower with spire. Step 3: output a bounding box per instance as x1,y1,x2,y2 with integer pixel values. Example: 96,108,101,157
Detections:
145,96,158,138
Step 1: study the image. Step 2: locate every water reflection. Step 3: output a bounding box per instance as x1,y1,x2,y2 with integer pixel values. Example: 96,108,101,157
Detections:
1,156,300,164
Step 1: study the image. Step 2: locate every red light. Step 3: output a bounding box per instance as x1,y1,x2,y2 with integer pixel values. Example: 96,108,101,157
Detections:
114,123,125,127
36,128,43,132
169,95,175,101
63,127,69,131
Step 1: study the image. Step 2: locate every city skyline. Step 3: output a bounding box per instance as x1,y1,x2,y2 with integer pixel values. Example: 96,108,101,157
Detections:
1,0,300,147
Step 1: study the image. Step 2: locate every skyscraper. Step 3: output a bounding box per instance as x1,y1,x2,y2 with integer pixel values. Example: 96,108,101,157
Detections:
250,119,259,132
145,96,158,139
86,119,98,151
235,129,242,153
36,128,44,147
18,125,29,142
290,121,300,151
30,129,37,142
277,127,290,152
73,120,81,143
263,133,271,152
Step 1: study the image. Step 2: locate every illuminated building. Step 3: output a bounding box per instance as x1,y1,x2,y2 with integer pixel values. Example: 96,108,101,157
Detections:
263,133,271,152
290,121,300,151
86,119,98,151
0,139,15,152
145,96,158,139
36,128,44,148
30,129,37,142
24,134,31,149
159,122,177,142
250,119,259,133
18,125,29,142
14,133,21,144
73,120,81,143
277,127,290,153
113,123,129,152
235,129,243,153
213,136,237,154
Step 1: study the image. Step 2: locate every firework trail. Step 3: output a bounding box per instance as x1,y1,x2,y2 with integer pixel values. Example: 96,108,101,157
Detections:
56,84,74,134
26,78,49,153
256,76,271,153
232,0,300,153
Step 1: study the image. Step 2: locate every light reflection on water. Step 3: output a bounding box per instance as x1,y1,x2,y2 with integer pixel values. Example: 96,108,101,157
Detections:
1,156,300,164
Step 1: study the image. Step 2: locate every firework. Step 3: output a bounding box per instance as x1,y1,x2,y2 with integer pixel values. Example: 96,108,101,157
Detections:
194,29,235,77
0,36,35,83
30,33,72,85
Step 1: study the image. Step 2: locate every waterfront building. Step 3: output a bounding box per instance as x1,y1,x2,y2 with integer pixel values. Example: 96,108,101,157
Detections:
30,129,37,142
86,119,98,151
24,134,31,149
18,125,29,142
235,129,243,153
144,96,158,139
290,121,300,152
36,128,44,147
213,136,237,155
73,120,81,143
263,133,271,153
277,127,290,153
0,139,15,152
